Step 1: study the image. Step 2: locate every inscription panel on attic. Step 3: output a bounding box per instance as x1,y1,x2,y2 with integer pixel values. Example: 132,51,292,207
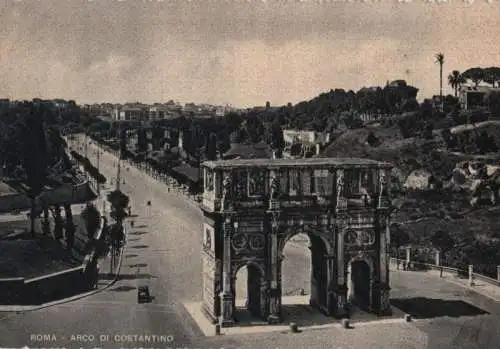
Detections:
200,158,393,327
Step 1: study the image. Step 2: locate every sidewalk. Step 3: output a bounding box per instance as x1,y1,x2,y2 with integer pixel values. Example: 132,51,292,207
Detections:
427,268,500,302
390,263,500,302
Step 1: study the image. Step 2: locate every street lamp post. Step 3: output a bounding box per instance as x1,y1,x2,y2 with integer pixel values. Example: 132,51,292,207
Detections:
116,123,122,192
84,129,89,180
96,148,101,195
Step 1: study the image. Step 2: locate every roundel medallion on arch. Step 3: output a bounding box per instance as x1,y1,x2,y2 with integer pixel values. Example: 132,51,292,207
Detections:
232,233,248,251
249,234,265,251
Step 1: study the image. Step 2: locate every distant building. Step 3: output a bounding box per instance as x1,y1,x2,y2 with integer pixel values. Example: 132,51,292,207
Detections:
113,106,144,121
148,106,166,120
459,85,500,110
283,130,330,146
282,129,332,159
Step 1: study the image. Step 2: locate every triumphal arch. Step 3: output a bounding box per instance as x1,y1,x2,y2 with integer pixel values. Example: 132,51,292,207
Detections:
200,158,393,327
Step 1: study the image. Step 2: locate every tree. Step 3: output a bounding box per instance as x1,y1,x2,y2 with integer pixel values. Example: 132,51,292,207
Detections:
110,223,125,251
81,203,101,239
119,128,127,157
63,203,76,251
430,230,455,276
366,131,380,147
441,128,457,149
483,67,500,87
420,99,434,119
462,67,485,87
435,53,445,112
484,90,500,118
390,223,410,270
22,106,49,236
151,126,165,151
423,122,434,140
270,121,285,158
107,189,129,223
476,130,493,154
137,128,148,153
447,70,466,97
205,132,218,160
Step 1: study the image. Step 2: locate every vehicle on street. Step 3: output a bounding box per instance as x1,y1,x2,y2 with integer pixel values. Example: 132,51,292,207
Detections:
137,285,150,303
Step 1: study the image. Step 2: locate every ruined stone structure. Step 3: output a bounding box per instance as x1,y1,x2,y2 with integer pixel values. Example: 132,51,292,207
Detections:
200,158,393,327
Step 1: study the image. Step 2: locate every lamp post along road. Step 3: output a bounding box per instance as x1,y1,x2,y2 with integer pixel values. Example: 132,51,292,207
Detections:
84,129,89,180
96,148,101,195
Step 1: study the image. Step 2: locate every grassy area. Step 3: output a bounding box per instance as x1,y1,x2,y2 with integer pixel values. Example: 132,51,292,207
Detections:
0,238,80,278
323,124,460,179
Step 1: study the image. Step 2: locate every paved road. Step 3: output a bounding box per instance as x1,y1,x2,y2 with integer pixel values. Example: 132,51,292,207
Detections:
1,135,499,349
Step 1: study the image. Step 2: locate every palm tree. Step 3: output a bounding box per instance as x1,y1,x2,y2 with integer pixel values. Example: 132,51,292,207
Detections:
435,53,445,112
448,70,466,97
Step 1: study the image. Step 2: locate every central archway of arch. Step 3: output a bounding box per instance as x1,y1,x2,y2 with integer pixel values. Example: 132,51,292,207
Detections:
280,230,333,322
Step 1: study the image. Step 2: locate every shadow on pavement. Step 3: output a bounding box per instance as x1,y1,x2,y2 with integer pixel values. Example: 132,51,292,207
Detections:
99,273,158,280
127,238,141,242
128,263,148,268
129,231,148,236
130,245,149,249
233,304,339,328
134,225,147,229
391,297,490,319
110,285,136,292
125,254,138,258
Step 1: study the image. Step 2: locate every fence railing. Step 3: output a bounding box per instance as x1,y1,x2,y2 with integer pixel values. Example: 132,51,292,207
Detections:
390,257,500,288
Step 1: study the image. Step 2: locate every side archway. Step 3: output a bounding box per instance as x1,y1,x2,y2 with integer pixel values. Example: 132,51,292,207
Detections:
346,255,374,311
232,260,267,320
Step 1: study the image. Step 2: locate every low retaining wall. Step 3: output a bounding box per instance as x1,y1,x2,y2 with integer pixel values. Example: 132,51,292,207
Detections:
0,278,25,304
0,265,97,305
0,216,106,305
390,257,500,287
24,266,87,305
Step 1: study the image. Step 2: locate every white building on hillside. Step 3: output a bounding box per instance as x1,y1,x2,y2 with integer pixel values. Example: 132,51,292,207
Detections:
459,85,500,110
283,129,331,147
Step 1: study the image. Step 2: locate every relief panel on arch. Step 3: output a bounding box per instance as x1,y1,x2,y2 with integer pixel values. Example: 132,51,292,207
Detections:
203,223,216,255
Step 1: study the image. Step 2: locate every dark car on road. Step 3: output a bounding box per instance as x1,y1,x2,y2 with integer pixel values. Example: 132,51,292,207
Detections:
138,285,150,303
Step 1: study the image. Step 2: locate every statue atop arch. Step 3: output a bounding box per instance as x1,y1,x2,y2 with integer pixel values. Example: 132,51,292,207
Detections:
222,173,233,211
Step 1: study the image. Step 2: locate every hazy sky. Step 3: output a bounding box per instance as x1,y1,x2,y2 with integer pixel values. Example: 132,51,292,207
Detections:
1,0,499,107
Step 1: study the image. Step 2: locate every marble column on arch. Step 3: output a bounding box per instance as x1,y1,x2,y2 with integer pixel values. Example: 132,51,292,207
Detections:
267,211,281,324
219,215,234,327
